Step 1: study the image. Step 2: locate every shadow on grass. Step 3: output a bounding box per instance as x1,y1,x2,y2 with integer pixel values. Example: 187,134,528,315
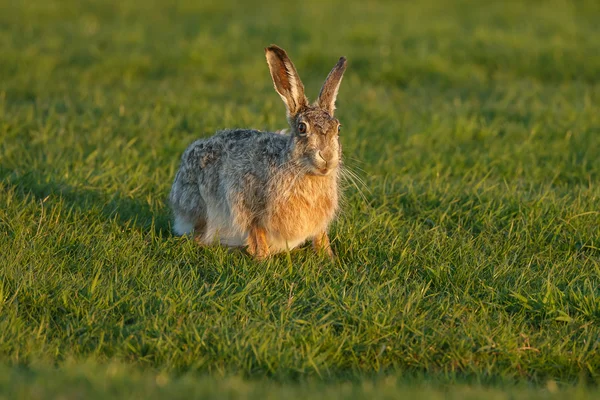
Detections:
0,165,171,237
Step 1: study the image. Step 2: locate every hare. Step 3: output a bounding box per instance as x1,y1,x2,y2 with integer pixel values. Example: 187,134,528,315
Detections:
169,45,347,260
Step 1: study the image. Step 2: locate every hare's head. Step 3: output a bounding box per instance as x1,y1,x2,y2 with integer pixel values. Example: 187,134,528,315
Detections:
265,45,347,176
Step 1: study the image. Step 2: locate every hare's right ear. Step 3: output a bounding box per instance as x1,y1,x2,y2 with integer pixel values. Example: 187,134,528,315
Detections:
265,45,308,117
317,57,347,116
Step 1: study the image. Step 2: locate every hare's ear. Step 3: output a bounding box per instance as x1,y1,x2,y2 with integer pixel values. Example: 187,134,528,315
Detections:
317,57,347,116
265,45,308,117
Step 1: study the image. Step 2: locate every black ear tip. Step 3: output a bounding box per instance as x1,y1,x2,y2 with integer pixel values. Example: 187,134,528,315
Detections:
266,44,287,56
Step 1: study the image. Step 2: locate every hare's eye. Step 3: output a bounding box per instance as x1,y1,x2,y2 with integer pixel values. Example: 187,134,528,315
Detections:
337,125,342,133
298,122,307,134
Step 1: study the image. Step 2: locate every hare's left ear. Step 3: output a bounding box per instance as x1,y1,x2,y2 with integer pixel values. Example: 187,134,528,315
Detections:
317,57,347,116
265,45,308,117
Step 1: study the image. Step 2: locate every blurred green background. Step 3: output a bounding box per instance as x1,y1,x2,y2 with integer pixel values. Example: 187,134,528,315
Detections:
1,0,599,398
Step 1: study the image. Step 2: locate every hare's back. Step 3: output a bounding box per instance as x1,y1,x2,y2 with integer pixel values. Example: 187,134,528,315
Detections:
182,129,285,169
215,129,288,155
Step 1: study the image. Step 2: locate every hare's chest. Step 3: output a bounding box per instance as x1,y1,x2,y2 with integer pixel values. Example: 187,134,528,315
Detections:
266,181,338,244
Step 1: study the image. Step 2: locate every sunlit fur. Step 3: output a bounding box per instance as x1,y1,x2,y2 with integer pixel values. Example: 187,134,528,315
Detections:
169,45,347,259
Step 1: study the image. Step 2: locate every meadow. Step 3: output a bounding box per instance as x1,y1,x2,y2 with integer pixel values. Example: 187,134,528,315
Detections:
1,0,599,397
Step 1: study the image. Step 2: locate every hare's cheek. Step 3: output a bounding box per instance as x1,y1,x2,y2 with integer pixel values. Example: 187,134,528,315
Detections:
331,139,341,156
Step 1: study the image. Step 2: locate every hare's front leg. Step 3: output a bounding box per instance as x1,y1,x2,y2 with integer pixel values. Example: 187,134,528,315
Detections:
247,225,270,260
312,231,334,259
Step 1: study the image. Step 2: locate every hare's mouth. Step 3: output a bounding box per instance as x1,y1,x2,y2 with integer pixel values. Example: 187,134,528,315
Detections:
303,156,337,176
310,167,333,177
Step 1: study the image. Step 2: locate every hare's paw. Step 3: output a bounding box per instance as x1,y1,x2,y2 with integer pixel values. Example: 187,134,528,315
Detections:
247,226,270,260
312,231,335,260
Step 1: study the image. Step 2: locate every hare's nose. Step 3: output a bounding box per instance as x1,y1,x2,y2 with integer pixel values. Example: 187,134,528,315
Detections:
317,151,329,166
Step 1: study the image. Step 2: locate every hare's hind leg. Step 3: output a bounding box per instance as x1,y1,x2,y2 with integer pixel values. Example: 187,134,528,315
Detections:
173,212,209,245
173,213,194,236
171,170,210,245
193,218,208,245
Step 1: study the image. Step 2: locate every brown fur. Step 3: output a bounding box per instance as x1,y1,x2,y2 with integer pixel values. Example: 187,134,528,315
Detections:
267,174,338,241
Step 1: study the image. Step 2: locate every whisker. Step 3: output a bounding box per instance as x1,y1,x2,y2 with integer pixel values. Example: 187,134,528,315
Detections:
340,166,370,206
342,157,369,182
343,167,369,192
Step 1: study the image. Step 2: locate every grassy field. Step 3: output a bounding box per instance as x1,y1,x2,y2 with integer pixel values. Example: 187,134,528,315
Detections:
1,0,600,397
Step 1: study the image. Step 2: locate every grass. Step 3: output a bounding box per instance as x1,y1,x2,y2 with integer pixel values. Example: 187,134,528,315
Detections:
1,0,600,397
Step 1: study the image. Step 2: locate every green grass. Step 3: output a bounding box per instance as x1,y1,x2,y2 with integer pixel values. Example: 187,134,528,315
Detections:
1,0,600,397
